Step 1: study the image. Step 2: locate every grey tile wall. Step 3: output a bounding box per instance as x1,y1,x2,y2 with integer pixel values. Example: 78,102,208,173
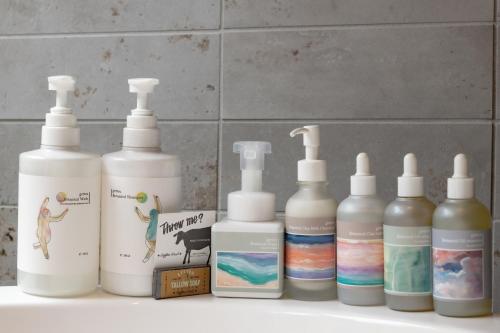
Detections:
224,0,493,28
494,220,500,312
0,0,498,307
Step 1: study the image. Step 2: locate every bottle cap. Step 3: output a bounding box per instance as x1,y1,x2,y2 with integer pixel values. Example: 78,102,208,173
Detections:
447,153,474,199
290,125,327,182
123,78,161,148
350,152,376,196
398,153,424,197
227,141,276,222
41,75,80,147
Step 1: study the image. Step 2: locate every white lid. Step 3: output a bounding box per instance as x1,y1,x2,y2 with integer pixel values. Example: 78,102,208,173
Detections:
227,141,276,222
398,153,424,197
41,75,80,147
447,153,474,199
350,152,376,196
290,125,327,182
123,78,161,148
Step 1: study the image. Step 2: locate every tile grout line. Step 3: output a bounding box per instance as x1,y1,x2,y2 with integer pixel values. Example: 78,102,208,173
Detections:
216,0,225,212
492,19,497,216
0,20,494,39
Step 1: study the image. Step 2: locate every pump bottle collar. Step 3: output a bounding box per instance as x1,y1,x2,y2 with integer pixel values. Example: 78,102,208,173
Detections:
290,125,327,182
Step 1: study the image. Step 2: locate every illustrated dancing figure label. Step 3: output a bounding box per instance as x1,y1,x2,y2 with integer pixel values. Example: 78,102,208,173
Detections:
135,194,162,263
33,197,69,259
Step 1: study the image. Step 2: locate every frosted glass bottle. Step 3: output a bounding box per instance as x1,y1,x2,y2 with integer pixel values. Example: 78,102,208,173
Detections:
100,79,182,296
337,153,386,305
17,76,101,296
285,182,337,300
432,154,492,317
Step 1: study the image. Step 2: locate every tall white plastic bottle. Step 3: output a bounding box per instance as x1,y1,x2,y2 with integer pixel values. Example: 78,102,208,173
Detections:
101,78,182,296
211,142,284,298
285,125,337,300
337,153,386,305
17,76,101,296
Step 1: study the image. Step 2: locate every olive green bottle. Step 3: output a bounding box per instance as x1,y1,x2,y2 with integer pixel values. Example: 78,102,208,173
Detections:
384,153,435,311
432,154,492,317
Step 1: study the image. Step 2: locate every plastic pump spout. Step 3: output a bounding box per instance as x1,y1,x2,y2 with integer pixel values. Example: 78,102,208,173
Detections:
289,125,327,182
448,153,474,199
123,78,161,148
398,153,424,197
48,76,76,114
233,141,272,192
129,78,159,116
350,152,376,196
42,75,80,147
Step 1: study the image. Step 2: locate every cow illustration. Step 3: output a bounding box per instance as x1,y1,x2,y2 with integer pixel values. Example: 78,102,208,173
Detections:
173,227,211,265
135,195,162,263
33,197,69,259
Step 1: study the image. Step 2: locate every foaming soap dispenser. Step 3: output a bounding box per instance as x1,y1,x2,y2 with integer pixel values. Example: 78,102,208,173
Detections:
432,154,492,317
211,141,284,298
17,76,101,296
384,154,435,311
285,125,337,300
337,153,386,305
101,78,182,296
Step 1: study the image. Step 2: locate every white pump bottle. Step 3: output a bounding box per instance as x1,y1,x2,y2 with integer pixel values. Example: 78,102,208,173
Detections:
337,153,386,305
285,125,337,300
211,142,283,298
101,78,182,296
17,76,101,296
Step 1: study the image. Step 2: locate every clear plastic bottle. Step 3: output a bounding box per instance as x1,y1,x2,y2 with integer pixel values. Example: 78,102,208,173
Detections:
100,78,182,296
384,153,435,311
432,154,492,317
337,153,386,305
17,76,101,296
285,125,337,300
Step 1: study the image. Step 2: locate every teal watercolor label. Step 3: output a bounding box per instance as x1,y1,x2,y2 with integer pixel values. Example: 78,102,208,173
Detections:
384,225,432,295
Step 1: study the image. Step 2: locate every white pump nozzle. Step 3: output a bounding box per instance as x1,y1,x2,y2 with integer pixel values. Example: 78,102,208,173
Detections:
448,153,474,199
41,75,79,147
123,78,161,148
351,152,376,195
128,78,159,116
233,141,271,192
48,75,75,114
290,125,327,182
227,141,275,222
398,153,424,197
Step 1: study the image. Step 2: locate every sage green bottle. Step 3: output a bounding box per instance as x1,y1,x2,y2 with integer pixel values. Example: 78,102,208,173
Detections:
432,154,492,317
384,153,435,311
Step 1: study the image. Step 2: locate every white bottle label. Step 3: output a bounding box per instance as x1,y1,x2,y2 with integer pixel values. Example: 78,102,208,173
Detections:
101,175,182,275
17,174,100,275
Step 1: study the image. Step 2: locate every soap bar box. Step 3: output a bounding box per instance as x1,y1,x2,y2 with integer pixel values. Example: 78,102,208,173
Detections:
152,211,215,298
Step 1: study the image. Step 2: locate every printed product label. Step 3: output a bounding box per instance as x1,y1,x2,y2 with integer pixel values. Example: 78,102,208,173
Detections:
17,174,100,275
285,217,336,280
155,266,210,299
337,220,384,286
432,229,492,301
101,175,182,275
384,225,431,295
212,232,283,293
154,211,215,268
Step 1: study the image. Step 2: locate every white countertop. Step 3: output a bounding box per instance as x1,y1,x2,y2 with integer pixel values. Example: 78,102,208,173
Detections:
0,286,498,333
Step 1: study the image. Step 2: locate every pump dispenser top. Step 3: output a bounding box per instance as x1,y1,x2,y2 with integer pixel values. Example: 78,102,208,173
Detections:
42,75,80,147
398,153,424,197
447,153,474,199
123,78,160,148
227,141,275,222
290,125,327,182
350,152,376,196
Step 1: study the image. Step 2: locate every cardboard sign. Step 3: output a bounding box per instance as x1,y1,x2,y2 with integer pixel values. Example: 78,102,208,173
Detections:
154,211,215,268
